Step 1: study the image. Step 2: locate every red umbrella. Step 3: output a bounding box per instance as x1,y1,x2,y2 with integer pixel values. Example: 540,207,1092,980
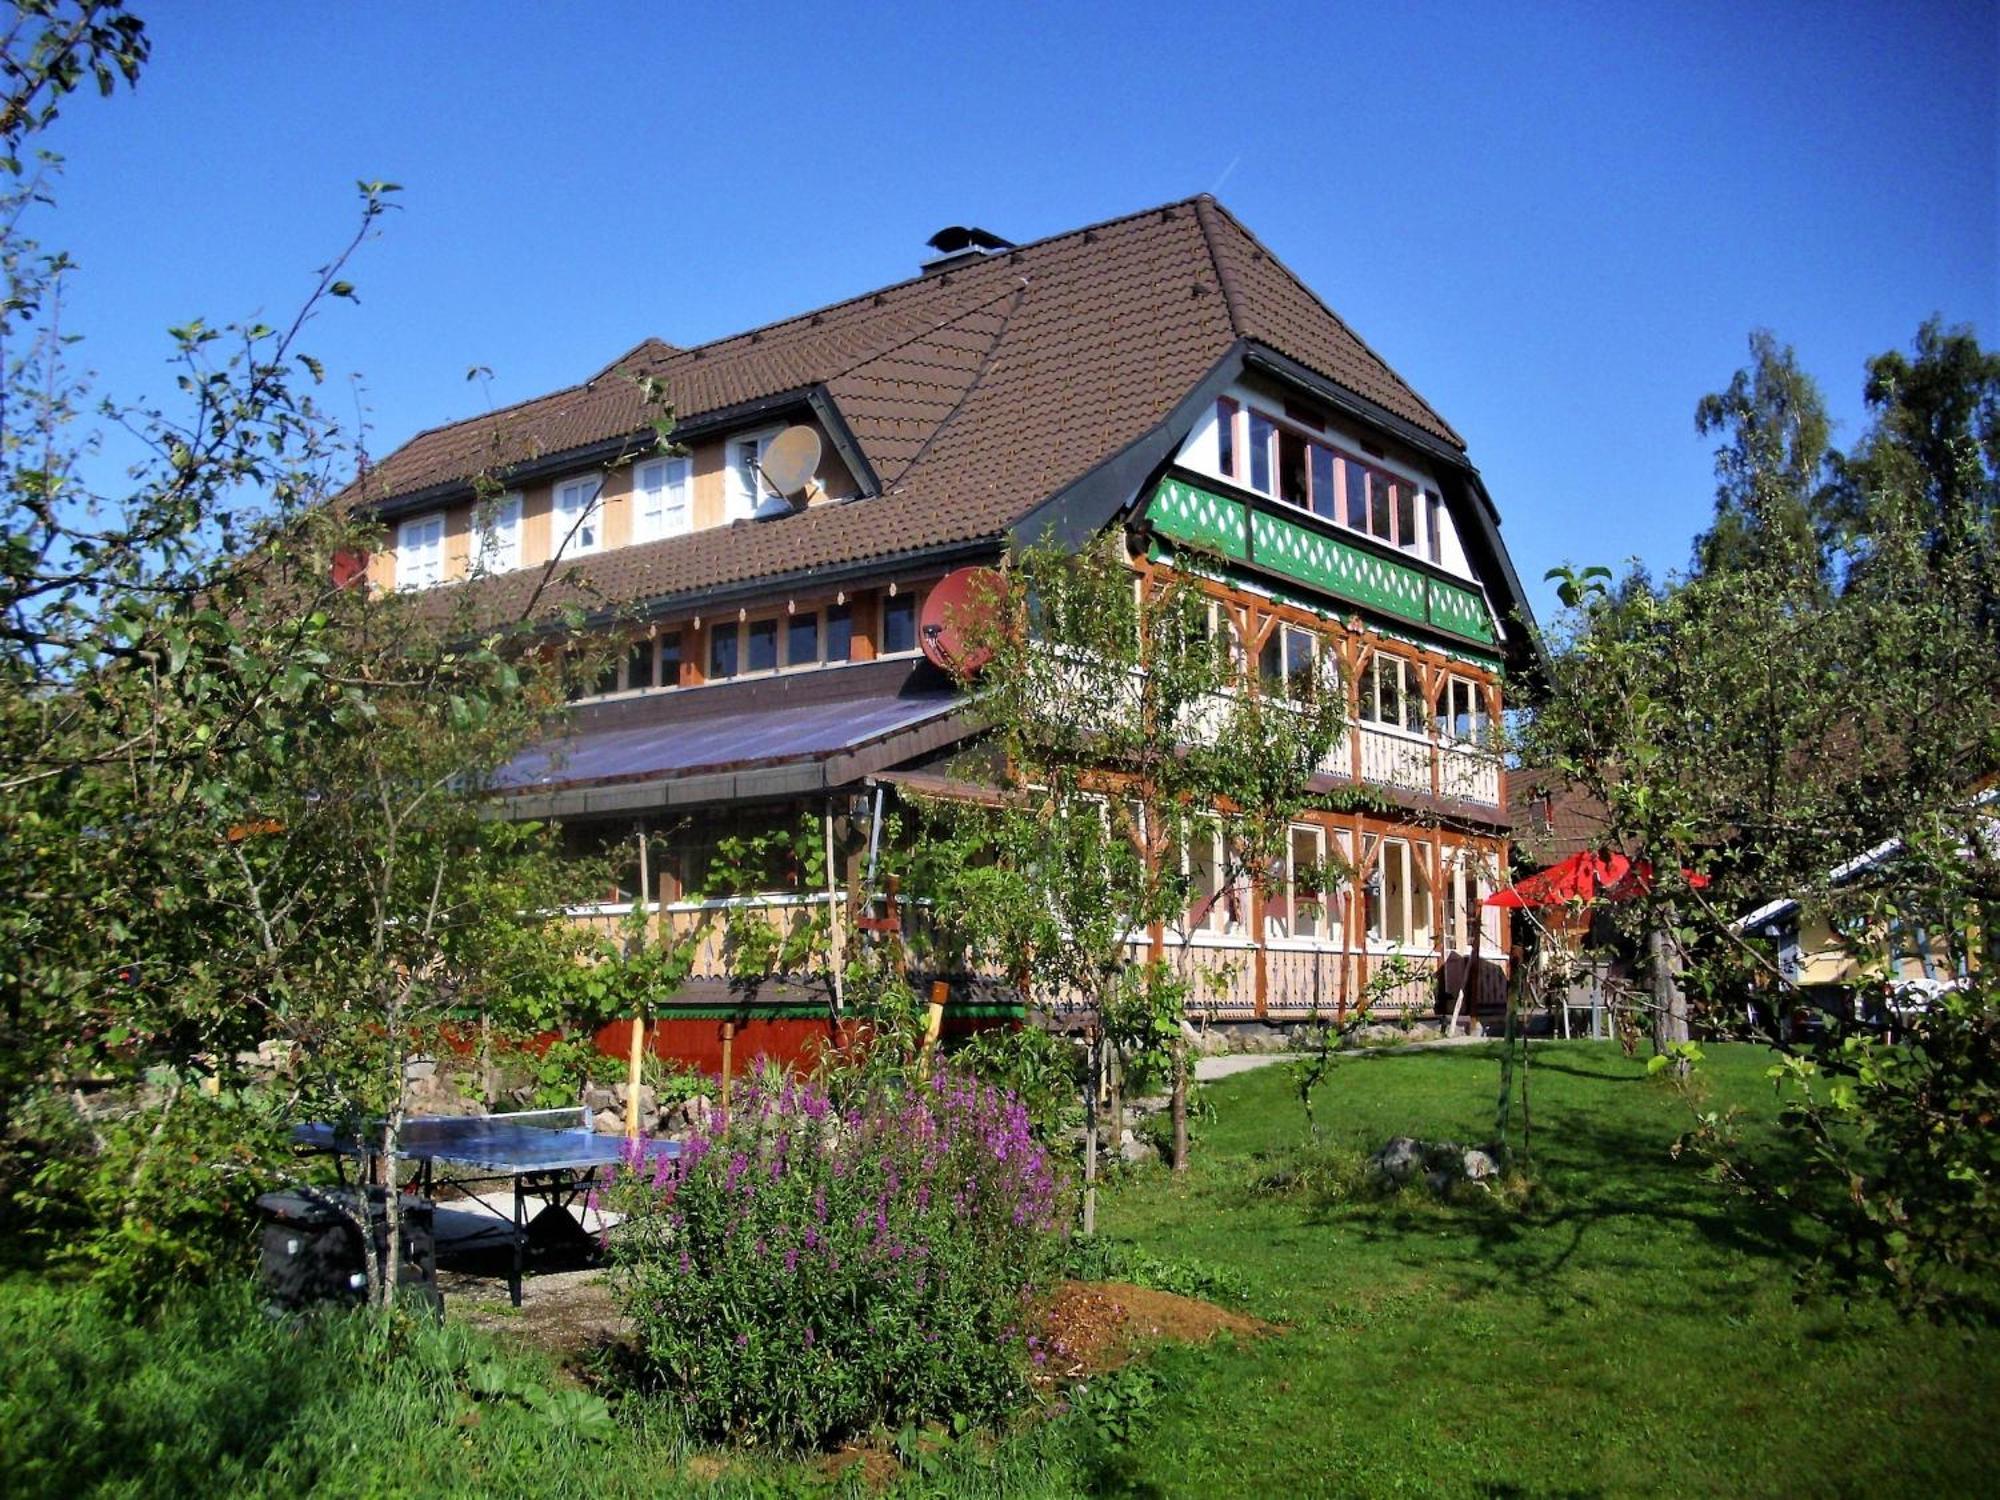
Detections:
1484,849,1708,908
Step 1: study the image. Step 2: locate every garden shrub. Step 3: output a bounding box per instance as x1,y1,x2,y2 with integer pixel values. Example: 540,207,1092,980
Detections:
9,1081,289,1307
604,1069,1069,1449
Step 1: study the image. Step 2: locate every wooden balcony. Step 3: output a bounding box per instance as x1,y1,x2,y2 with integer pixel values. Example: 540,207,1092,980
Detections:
1344,724,1502,807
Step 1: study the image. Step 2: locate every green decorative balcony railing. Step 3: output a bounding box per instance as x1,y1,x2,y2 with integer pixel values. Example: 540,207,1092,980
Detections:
1146,476,1498,649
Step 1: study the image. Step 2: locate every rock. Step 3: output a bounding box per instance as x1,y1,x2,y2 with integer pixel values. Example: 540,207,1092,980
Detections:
582,1085,616,1113
1369,1136,1424,1186
591,1107,624,1135
1117,1128,1156,1165
1461,1148,1499,1182
403,1056,437,1082
613,1083,657,1121
1421,1140,1466,1174
1425,1169,1454,1197
661,1094,714,1134
1181,1020,1229,1057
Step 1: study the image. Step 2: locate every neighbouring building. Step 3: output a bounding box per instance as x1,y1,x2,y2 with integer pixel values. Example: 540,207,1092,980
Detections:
339,197,1538,1067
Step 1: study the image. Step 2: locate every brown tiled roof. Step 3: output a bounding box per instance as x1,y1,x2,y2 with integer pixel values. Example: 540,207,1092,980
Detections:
349,196,1467,623
1507,770,1617,865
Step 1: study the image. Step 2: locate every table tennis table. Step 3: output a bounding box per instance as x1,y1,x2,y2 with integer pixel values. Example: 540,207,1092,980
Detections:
292,1108,680,1306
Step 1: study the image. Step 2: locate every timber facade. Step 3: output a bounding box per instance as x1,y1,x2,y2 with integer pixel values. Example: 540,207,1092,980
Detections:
341,197,1536,1057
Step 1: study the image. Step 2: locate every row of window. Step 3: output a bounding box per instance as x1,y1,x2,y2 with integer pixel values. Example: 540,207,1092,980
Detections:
1169,820,1498,950
1205,602,1494,745
1217,398,1442,561
563,592,925,701
395,431,797,590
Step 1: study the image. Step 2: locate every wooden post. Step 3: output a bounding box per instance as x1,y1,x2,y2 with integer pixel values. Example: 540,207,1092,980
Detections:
922,977,949,1053
719,1019,735,1117
824,802,845,1017
626,827,650,1139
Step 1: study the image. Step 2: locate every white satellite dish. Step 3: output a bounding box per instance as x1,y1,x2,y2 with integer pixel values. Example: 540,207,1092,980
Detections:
758,425,822,509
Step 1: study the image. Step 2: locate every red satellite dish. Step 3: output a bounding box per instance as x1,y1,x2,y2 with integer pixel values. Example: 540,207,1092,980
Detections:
331,548,369,590
919,567,1004,676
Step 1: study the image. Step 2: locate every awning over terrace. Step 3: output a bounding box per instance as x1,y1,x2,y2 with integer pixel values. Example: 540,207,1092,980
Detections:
494,657,972,819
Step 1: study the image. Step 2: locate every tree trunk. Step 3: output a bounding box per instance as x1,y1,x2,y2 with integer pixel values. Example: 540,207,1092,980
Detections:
1649,921,1689,1055
377,1103,403,1311
1494,977,1517,1167
1081,1026,1100,1237
1170,1037,1189,1173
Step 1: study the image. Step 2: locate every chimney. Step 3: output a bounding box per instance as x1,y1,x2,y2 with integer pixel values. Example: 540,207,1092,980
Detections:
921,225,1014,275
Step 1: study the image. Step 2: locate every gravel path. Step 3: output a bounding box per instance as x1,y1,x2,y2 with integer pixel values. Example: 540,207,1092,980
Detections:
1191,1033,1496,1081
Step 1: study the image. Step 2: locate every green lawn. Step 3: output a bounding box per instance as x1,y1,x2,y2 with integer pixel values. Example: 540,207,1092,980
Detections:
4,1042,1996,1498
1094,1042,2000,1499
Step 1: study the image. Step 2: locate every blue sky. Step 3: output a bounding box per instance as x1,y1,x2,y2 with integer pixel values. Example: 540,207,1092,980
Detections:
34,0,1999,621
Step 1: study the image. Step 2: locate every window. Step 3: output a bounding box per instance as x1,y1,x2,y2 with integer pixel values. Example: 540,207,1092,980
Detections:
1362,653,1427,734
1435,675,1492,745
728,432,777,520
1440,852,1499,951
562,645,620,701
1268,822,1329,942
1258,624,1327,702
473,492,522,574
395,512,445,590
746,618,778,674
1180,820,1246,938
554,476,604,556
825,603,853,662
1426,491,1443,560
1343,457,1371,532
786,611,819,668
625,638,655,691
1368,838,1434,949
708,623,739,680
1248,412,1276,495
1395,480,1417,552
633,457,691,542
1310,444,1337,522
882,591,919,655
563,630,683,701
1216,397,1239,479
1278,426,1310,509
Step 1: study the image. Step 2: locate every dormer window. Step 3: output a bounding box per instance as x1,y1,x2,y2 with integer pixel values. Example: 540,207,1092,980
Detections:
1218,400,1443,563
554,476,604,556
727,430,781,520
473,491,522,573
633,456,691,543
395,512,445,590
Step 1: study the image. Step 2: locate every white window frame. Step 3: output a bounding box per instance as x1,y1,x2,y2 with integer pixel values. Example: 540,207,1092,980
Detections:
472,491,522,574
553,475,605,557
395,511,445,591
1259,621,1332,704
1366,837,1435,952
1175,818,1248,942
726,427,783,521
633,456,691,543
1267,822,1334,946
1436,673,1493,746
1440,848,1501,952
1361,652,1428,737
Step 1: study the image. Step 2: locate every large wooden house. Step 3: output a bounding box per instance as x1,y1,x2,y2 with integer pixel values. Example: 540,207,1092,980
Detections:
341,197,1537,1063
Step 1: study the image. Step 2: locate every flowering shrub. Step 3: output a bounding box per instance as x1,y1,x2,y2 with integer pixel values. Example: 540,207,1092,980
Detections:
603,1070,1068,1448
